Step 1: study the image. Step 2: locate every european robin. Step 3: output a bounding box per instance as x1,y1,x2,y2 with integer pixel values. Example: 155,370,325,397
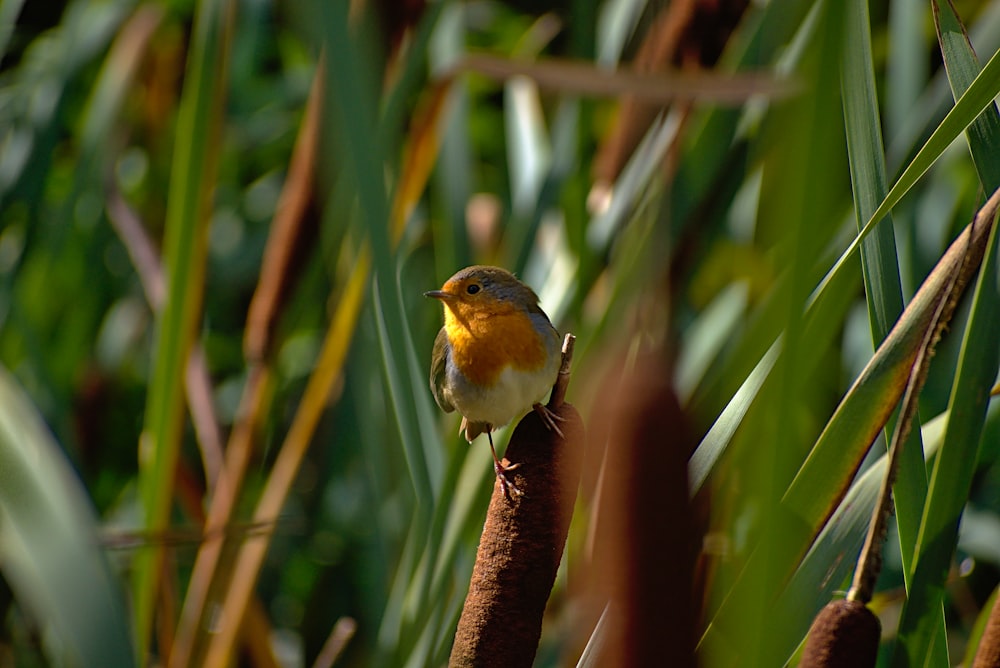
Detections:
425,265,563,498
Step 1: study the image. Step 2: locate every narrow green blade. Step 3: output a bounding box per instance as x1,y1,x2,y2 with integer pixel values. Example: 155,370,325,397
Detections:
0,367,134,666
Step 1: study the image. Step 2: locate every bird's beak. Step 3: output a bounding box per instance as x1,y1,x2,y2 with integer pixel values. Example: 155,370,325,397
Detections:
424,290,452,300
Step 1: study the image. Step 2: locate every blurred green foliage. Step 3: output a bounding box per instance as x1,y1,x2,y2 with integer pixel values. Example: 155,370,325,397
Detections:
2,0,1000,666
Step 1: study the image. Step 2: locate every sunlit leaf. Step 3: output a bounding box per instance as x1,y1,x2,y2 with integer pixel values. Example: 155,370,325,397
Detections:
0,367,134,667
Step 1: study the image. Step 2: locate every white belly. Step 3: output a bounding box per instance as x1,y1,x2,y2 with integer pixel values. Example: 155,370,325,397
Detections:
447,363,558,429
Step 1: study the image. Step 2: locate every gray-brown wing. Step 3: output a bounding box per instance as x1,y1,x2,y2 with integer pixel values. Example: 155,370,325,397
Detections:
430,327,454,413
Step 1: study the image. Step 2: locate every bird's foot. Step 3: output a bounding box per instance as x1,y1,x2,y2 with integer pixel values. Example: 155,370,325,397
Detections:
533,402,565,438
495,459,523,499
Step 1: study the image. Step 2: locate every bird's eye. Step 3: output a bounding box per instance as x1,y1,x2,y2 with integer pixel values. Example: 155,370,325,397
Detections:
466,284,480,295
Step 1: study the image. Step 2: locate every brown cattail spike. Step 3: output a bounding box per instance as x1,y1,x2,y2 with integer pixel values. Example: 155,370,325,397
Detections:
799,599,880,668
449,404,584,667
973,590,1000,668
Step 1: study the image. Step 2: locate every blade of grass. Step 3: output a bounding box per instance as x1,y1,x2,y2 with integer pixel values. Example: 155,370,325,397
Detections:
700,2,1000,564
934,0,1000,190
202,6,448,663
667,0,817,243
91,6,226,490
202,248,371,667
324,11,475,664
167,59,325,668
886,4,1000,173
689,339,779,496
841,0,932,633
690,4,1000,565
596,0,647,66
0,367,135,667
586,110,683,251
695,35,1000,544
507,97,579,275
79,5,165,164
0,0,127,207
322,0,434,509
842,0,907,344
377,436,487,663
673,0,822,417
429,2,473,274
887,0,928,134
699,411,951,665
375,79,474,668
132,0,234,655
380,0,446,167
505,71,551,224
815,39,1000,303
740,4,846,662
895,187,1000,667
390,79,452,245
784,188,1000,550
703,189,1000,661
893,2,1000,662
848,158,969,613
688,244,862,502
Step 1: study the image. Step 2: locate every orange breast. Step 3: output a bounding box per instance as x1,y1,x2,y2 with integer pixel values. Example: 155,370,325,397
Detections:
444,308,547,388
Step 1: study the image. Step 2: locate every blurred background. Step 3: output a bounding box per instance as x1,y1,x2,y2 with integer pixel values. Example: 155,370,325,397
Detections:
2,0,1000,665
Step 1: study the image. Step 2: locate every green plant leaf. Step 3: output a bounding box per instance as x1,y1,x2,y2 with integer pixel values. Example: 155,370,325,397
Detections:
893,2,1000,662
132,0,234,656
963,584,999,665
841,0,931,624
703,191,1000,663
934,0,1000,191
895,190,1000,667
0,367,134,667
815,34,1000,302
784,196,998,556
323,1,436,512
689,339,778,496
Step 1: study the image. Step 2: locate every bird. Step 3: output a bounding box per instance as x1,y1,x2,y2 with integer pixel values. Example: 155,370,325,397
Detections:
425,265,563,498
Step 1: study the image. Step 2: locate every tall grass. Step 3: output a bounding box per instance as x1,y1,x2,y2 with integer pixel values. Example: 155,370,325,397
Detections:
1,0,1000,665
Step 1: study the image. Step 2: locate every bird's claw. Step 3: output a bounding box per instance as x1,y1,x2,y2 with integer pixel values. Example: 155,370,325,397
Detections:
495,460,523,499
533,403,565,438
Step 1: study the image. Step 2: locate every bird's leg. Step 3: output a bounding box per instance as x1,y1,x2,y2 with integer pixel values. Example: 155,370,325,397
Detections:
533,402,565,438
488,429,522,499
